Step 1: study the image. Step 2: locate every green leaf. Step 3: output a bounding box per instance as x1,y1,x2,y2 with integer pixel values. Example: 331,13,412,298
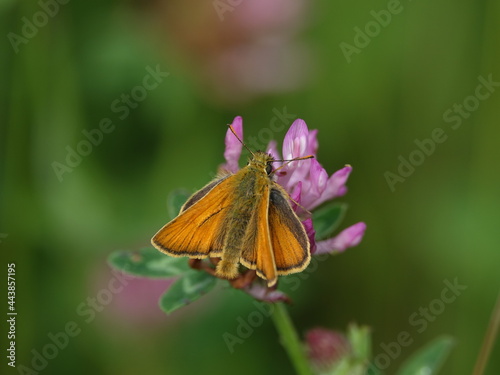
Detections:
329,359,367,375
395,336,455,375
159,270,217,314
167,189,191,219
347,323,372,362
313,203,348,240
108,247,190,278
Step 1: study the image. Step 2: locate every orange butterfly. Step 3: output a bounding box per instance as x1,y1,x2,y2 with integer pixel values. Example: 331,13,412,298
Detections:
151,126,312,287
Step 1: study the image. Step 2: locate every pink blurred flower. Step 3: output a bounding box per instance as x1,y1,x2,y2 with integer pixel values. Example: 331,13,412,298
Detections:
146,0,311,103
305,328,351,371
221,116,244,173
90,263,173,328
109,276,174,324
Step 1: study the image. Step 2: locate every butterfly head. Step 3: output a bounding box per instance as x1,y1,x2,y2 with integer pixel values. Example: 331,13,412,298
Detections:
248,151,275,175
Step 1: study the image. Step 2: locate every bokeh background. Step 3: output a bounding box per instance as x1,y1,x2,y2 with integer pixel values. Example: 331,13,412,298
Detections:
1,0,499,374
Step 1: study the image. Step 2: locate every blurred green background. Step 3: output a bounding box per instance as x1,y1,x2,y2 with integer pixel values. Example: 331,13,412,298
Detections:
1,0,499,374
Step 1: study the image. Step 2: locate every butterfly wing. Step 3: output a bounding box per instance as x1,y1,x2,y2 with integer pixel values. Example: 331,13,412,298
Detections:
151,174,234,258
268,186,311,275
240,183,278,287
180,174,230,212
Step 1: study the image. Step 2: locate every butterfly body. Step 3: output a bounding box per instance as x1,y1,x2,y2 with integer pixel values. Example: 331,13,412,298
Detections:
215,152,273,279
152,151,311,287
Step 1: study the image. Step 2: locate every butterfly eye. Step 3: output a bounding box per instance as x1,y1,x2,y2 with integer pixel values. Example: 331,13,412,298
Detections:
266,163,273,175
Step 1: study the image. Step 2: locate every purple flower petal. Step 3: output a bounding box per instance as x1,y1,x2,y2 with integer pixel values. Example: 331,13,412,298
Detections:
243,282,290,303
306,129,319,156
281,159,311,192
289,182,302,211
266,140,281,163
302,218,317,254
327,165,352,197
276,119,315,192
315,222,366,255
222,116,244,173
282,119,310,160
311,161,328,193
307,165,352,210
301,159,328,210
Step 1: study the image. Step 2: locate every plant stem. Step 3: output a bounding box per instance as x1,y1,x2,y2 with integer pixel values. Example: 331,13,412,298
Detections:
472,292,500,375
271,302,313,375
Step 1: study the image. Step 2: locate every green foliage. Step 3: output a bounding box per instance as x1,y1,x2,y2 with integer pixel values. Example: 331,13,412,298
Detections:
347,324,372,363
108,247,190,278
159,270,217,314
167,189,191,219
312,202,348,240
395,336,455,375
325,329,454,375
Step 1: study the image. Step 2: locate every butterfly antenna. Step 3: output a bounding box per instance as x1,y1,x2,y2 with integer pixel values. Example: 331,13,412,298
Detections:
271,155,314,175
228,124,254,157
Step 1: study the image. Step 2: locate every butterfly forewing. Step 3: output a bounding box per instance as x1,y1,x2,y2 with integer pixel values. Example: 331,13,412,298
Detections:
268,187,311,275
151,175,234,258
181,174,230,212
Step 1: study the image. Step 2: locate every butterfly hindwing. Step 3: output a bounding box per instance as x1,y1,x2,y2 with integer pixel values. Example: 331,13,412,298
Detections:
240,182,278,287
151,175,234,258
268,186,311,275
